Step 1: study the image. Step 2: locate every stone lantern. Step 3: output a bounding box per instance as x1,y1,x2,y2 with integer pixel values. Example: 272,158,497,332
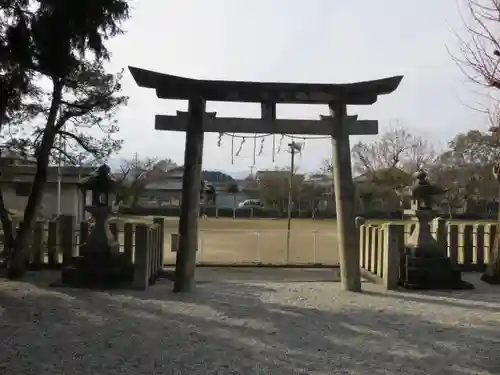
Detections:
62,164,130,286
400,170,474,289
79,164,117,209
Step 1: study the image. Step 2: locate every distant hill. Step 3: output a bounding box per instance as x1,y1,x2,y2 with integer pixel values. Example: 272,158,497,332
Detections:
201,170,235,182
221,170,251,180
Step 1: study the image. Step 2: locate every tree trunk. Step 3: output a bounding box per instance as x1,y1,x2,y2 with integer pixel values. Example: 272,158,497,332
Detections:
0,83,16,262
0,81,9,129
0,187,15,260
7,80,63,279
481,186,500,284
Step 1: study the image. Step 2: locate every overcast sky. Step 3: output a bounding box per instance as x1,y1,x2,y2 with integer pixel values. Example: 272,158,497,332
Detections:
106,0,490,177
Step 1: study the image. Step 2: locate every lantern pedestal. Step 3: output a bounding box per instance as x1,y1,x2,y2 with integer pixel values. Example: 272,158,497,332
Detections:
61,205,133,287
400,206,473,290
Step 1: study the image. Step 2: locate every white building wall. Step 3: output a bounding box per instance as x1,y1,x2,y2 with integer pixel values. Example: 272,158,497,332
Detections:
2,182,84,223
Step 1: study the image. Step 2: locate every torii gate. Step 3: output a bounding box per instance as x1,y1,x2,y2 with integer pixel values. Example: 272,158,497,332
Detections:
129,66,403,293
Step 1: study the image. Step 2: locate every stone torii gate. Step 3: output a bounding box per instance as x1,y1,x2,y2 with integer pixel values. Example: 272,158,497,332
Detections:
129,66,403,293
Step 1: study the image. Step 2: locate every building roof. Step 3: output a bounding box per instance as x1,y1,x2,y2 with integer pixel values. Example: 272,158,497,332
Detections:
352,167,412,184
0,165,94,183
0,150,36,164
145,181,184,191
129,66,403,105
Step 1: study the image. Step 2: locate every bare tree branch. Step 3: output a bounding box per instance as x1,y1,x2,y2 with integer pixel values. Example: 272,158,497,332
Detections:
351,123,436,175
454,0,500,89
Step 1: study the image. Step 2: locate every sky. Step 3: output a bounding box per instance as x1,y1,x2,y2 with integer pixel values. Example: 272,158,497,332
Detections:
105,0,490,177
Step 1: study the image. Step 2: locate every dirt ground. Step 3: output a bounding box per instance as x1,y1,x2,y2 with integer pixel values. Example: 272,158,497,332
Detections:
0,271,498,374
124,217,340,266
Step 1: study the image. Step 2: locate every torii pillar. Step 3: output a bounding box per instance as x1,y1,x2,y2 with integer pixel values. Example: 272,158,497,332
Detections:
128,66,403,292
329,101,359,290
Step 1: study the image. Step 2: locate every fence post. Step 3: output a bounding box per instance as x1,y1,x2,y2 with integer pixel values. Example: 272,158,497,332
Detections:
133,224,150,290
156,226,162,274
153,217,165,267
448,224,459,264
149,228,156,283
198,232,203,262
458,224,473,267
366,225,374,272
59,215,75,266
47,221,58,268
153,226,160,278
383,223,403,290
32,221,45,269
355,217,366,268
484,224,494,264
312,231,317,264
473,224,485,267
370,227,379,274
255,232,261,264
359,226,366,268
377,228,384,278
123,223,134,264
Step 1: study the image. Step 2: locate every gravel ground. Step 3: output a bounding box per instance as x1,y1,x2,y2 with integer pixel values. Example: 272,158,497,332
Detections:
0,270,499,374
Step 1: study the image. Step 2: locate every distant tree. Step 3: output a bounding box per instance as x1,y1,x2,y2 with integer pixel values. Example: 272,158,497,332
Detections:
483,163,500,283
455,0,500,89
321,126,432,212
428,163,474,218
440,129,500,166
297,181,329,215
323,125,434,189
225,182,239,194
455,0,500,283
153,158,178,172
116,155,159,207
257,168,304,213
430,128,500,217
350,125,436,175
2,0,131,278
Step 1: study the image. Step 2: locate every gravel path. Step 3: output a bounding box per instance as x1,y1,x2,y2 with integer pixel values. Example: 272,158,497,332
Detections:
0,271,499,374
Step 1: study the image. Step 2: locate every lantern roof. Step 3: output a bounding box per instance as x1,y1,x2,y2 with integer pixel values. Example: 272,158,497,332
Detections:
78,164,117,191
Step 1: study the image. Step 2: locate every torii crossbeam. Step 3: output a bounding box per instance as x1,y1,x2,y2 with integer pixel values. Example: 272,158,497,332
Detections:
129,66,403,293
156,111,379,136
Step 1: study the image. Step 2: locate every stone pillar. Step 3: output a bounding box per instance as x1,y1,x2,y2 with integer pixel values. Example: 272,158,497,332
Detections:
174,96,205,293
330,102,361,292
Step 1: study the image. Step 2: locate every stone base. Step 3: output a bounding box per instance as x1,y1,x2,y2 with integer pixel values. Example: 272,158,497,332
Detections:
399,251,474,290
480,273,500,285
61,254,134,288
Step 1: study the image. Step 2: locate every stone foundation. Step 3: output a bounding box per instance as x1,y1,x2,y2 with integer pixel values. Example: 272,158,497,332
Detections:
399,249,474,290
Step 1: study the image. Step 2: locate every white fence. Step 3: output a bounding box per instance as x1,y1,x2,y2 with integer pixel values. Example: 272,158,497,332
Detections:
163,230,339,266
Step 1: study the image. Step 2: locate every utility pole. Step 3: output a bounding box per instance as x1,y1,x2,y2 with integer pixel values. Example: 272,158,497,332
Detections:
56,127,65,218
286,141,301,262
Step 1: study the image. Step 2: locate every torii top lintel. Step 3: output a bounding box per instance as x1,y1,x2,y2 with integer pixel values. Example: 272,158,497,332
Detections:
128,66,403,105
